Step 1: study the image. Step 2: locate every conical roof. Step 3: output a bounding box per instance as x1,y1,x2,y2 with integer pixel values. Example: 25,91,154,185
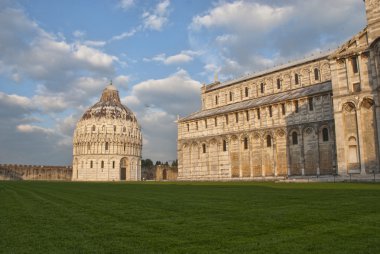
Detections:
80,83,136,121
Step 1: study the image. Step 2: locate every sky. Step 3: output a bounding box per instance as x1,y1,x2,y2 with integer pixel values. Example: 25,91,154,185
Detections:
0,0,367,165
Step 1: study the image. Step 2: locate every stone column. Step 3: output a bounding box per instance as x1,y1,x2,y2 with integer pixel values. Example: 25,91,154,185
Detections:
356,109,366,175
300,127,305,176
316,127,320,176
273,137,277,177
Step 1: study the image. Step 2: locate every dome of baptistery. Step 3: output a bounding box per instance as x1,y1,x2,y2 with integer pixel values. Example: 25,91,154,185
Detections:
72,83,142,181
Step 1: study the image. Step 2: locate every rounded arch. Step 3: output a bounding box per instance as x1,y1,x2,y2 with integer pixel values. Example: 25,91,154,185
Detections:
209,138,217,145
287,127,300,137
239,132,250,141
252,132,261,140
230,135,238,141
342,101,357,112
359,97,375,109
120,157,129,181
291,131,299,145
301,68,310,76
318,124,331,141
262,130,274,139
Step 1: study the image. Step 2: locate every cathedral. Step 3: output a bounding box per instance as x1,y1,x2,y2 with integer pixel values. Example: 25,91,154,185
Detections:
177,0,380,180
72,83,142,181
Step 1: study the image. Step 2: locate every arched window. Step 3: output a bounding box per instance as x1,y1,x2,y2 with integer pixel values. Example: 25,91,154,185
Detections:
314,68,320,80
223,140,227,151
90,161,93,168
225,114,229,125
215,95,218,105
112,161,115,169
292,132,298,145
269,106,272,117
266,135,272,147
187,123,190,131
202,144,206,153
105,142,109,150
114,125,116,132
281,103,286,115
277,78,281,89
295,73,299,85
101,161,104,168
235,112,239,123
245,87,249,97
308,98,314,111
215,117,218,126
92,125,96,131
260,83,265,94
123,143,126,152
351,57,359,74
294,100,299,113
257,108,261,119
322,128,329,142
229,91,233,101
205,119,208,128
244,137,248,150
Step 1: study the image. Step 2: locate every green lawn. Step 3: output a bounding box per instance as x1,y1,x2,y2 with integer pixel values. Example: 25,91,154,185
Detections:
0,181,379,253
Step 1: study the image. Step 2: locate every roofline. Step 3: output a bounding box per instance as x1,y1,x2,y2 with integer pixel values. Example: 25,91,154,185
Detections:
205,50,333,92
179,81,332,123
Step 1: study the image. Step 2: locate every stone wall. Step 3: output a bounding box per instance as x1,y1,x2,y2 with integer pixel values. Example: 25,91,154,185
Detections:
0,164,72,180
177,1,380,180
155,165,178,181
329,2,380,175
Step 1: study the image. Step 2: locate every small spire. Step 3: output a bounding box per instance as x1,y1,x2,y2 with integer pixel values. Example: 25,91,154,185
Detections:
214,71,218,83
110,79,113,85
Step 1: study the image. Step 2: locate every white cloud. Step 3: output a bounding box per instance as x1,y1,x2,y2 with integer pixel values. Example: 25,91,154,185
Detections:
113,75,130,89
73,30,85,38
17,124,53,135
142,0,171,31
83,40,107,47
190,1,293,32
118,0,134,10
110,29,137,42
0,92,34,109
73,44,117,70
33,94,68,113
120,70,201,161
165,54,193,65
0,6,117,86
189,0,366,80
145,50,200,65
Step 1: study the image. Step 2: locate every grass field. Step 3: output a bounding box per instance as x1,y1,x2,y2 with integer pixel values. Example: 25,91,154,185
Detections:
0,181,379,253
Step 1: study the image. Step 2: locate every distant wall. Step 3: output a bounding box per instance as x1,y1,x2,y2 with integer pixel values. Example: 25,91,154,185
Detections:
0,164,72,180
155,165,178,181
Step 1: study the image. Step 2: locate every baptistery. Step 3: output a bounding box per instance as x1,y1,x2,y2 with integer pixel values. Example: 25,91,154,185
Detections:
72,83,142,181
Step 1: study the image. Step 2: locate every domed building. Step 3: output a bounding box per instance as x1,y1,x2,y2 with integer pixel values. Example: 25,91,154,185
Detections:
72,83,142,181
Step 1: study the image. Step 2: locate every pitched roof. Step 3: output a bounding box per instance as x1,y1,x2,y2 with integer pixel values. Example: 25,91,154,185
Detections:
179,81,332,122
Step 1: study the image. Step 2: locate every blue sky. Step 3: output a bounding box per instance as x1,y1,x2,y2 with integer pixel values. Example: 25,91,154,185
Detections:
0,0,367,165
